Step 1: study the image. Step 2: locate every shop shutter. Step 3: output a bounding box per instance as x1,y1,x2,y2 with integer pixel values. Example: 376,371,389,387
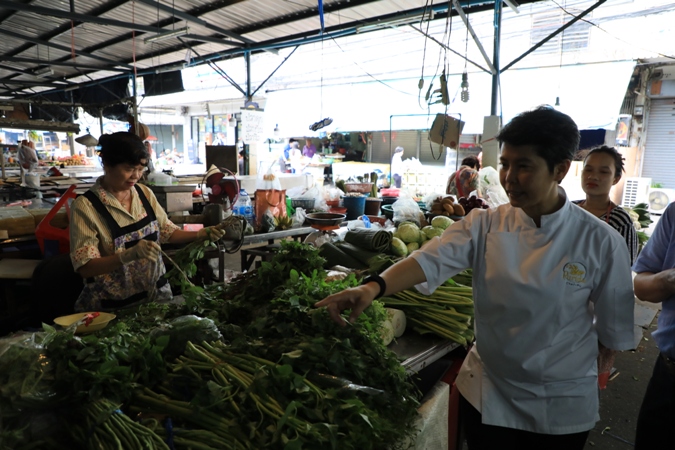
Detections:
370,130,419,164
641,99,675,189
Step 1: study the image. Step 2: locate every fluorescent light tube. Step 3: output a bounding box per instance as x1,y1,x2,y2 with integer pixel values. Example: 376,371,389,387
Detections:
144,26,189,44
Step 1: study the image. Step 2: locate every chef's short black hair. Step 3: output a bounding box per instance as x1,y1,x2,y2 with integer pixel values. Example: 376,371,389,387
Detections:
98,132,149,167
496,105,579,173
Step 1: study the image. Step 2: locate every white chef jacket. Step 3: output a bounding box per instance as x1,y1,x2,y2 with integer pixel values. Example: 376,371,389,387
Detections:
410,191,635,435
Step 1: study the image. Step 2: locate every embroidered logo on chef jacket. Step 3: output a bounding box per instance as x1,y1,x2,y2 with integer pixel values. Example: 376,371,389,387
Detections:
563,262,587,286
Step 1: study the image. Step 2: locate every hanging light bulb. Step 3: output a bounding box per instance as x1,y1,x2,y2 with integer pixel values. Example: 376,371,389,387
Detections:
460,71,470,103
555,96,560,106
273,124,280,138
228,114,236,126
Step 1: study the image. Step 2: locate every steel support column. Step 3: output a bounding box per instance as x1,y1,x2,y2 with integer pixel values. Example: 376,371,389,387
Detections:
491,0,502,116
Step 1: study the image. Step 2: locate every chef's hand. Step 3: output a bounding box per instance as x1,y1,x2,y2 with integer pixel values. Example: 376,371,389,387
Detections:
197,226,226,242
314,283,379,326
119,240,161,264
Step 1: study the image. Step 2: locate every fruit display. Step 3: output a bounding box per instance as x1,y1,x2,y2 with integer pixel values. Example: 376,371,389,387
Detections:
457,196,489,214
429,195,466,217
53,155,92,166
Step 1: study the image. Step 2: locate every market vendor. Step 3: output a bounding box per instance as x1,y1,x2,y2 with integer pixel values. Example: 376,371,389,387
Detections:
69,132,226,312
446,155,481,198
316,106,635,449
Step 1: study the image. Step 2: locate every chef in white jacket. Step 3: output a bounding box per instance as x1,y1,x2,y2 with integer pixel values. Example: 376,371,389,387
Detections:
316,106,635,450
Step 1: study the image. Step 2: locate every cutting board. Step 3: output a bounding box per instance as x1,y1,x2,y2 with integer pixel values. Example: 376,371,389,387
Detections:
0,207,36,237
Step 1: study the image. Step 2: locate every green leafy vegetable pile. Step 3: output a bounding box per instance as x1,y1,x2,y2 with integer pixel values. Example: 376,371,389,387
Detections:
0,241,420,450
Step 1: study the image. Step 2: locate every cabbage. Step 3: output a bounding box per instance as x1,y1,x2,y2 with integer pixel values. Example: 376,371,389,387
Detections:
390,237,408,257
418,232,429,244
422,225,444,239
398,223,421,244
406,242,420,253
431,215,454,230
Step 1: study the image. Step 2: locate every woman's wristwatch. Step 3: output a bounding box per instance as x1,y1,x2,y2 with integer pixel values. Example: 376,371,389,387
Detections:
361,274,386,299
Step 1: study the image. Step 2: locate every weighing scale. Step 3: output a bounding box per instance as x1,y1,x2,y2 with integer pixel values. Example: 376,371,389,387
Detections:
304,213,345,246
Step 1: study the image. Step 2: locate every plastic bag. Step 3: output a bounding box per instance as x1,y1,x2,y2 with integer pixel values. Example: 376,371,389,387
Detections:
478,166,509,208
392,194,422,226
292,207,307,228
256,164,282,191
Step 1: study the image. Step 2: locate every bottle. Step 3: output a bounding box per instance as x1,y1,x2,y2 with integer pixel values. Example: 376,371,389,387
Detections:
234,189,254,226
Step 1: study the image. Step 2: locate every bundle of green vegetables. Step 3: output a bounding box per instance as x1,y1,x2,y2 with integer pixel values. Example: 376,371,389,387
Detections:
0,241,421,450
381,271,475,346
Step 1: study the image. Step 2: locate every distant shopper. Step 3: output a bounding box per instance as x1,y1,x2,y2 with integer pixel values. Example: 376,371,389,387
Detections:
633,202,675,449
18,139,39,186
316,106,635,450
302,138,316,158
446,155,481,198
391,146,404,188
283,138,297,160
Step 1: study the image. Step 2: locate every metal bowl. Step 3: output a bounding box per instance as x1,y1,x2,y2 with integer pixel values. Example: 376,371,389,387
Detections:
306,212,346,227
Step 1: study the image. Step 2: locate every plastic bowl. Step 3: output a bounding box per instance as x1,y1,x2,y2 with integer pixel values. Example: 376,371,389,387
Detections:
54,312,117,334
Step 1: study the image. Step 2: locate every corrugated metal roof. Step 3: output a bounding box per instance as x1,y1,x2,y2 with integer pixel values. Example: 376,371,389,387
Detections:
0,0,549,101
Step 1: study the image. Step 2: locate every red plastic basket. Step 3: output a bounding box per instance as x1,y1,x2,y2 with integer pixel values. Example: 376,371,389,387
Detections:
35,184,77,258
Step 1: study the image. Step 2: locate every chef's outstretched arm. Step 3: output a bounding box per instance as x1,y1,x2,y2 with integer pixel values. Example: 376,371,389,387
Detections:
315,257,426,326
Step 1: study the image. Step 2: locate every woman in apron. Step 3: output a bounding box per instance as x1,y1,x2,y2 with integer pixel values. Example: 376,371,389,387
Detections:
69,132,225,312
316,107,635,450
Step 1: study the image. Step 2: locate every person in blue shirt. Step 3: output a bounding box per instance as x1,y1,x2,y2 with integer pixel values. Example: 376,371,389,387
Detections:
633,204,675,449
283,138,297,160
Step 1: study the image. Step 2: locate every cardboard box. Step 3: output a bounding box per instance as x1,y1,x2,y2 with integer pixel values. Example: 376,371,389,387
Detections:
428,114,465,149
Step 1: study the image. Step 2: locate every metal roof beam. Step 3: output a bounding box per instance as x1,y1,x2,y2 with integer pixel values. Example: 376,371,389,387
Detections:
0,56,128,73
135,0,255,45
0,1,179,34
0,28,134,70
502,0,607,72
0,77,68,87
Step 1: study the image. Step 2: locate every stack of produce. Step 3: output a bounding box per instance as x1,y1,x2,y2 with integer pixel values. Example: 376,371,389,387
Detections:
382,271,475,346
625,202,653,250
390,216,453,257
0,241,421,449
320,227,393,270
429,195,465,217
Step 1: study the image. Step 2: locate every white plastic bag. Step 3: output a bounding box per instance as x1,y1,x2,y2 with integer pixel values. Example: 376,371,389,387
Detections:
291,207,307,228
256,164,282,191
478,166,509,208
392,194,422,226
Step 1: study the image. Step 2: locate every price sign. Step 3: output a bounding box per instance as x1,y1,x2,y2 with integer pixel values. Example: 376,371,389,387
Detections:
241,109,265,143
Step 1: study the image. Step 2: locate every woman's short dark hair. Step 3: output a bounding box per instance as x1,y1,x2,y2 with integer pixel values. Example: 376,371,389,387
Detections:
584,145,625,178
461,155,480,170
98,132,149,167
496,105,580,173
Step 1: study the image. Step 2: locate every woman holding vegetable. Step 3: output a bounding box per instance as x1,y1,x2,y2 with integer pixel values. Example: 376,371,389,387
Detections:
316,106,635,450
69,132,225,312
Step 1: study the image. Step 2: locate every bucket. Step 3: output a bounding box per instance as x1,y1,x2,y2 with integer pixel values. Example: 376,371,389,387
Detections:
364,198,382,216
342,196,367,220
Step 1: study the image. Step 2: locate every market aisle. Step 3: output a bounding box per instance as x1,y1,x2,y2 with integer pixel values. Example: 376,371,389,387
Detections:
586,306,660,450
